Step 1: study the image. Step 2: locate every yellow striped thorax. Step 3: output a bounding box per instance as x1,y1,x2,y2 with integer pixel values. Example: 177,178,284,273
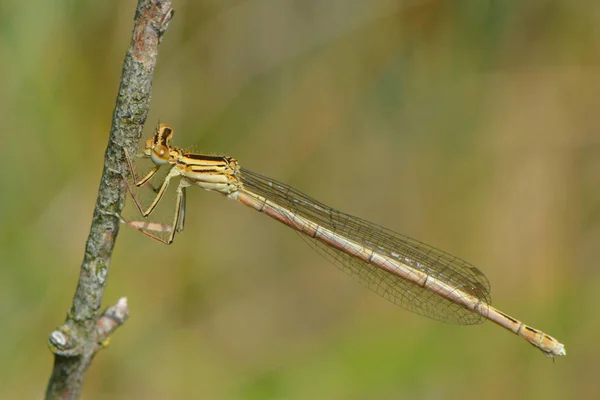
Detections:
145,123,242,194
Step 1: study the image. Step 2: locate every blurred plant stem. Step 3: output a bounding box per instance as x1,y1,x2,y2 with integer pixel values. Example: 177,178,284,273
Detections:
44,1,173,399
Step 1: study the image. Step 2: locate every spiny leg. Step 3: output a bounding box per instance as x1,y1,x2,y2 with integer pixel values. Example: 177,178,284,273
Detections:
120,148,184,243
139,166,180,217
123,146,180,217
121,178,189,244
123,147,162,216
125,146,161,187
176,183,187,233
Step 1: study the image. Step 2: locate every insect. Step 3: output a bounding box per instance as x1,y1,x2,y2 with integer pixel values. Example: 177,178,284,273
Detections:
120,123,566,358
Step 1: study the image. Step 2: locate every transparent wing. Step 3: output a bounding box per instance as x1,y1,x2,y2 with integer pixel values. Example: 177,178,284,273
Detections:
240,168,491,325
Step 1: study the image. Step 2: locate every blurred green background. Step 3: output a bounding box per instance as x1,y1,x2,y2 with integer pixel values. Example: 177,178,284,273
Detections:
1,0,598,399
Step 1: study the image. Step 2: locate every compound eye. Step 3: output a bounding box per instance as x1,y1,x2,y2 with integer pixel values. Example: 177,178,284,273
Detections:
151,144,170,165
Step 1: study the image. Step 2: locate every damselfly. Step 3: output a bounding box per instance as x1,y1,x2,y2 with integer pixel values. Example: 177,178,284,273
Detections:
120,123,566,358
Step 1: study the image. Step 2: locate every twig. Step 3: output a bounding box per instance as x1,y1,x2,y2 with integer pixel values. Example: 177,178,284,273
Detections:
45,1,173,399
96,297,130,345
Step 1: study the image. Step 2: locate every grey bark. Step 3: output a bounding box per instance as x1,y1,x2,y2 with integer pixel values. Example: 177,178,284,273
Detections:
45,1,173,399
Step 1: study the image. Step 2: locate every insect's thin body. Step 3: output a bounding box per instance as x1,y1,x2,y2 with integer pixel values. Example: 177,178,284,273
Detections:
121,123,566,358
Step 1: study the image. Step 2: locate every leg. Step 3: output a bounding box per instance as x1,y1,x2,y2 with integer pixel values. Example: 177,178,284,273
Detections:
123,145,180,217
123,147,162,216
124,147,161,187
120,178,190,244
139,166,179,217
